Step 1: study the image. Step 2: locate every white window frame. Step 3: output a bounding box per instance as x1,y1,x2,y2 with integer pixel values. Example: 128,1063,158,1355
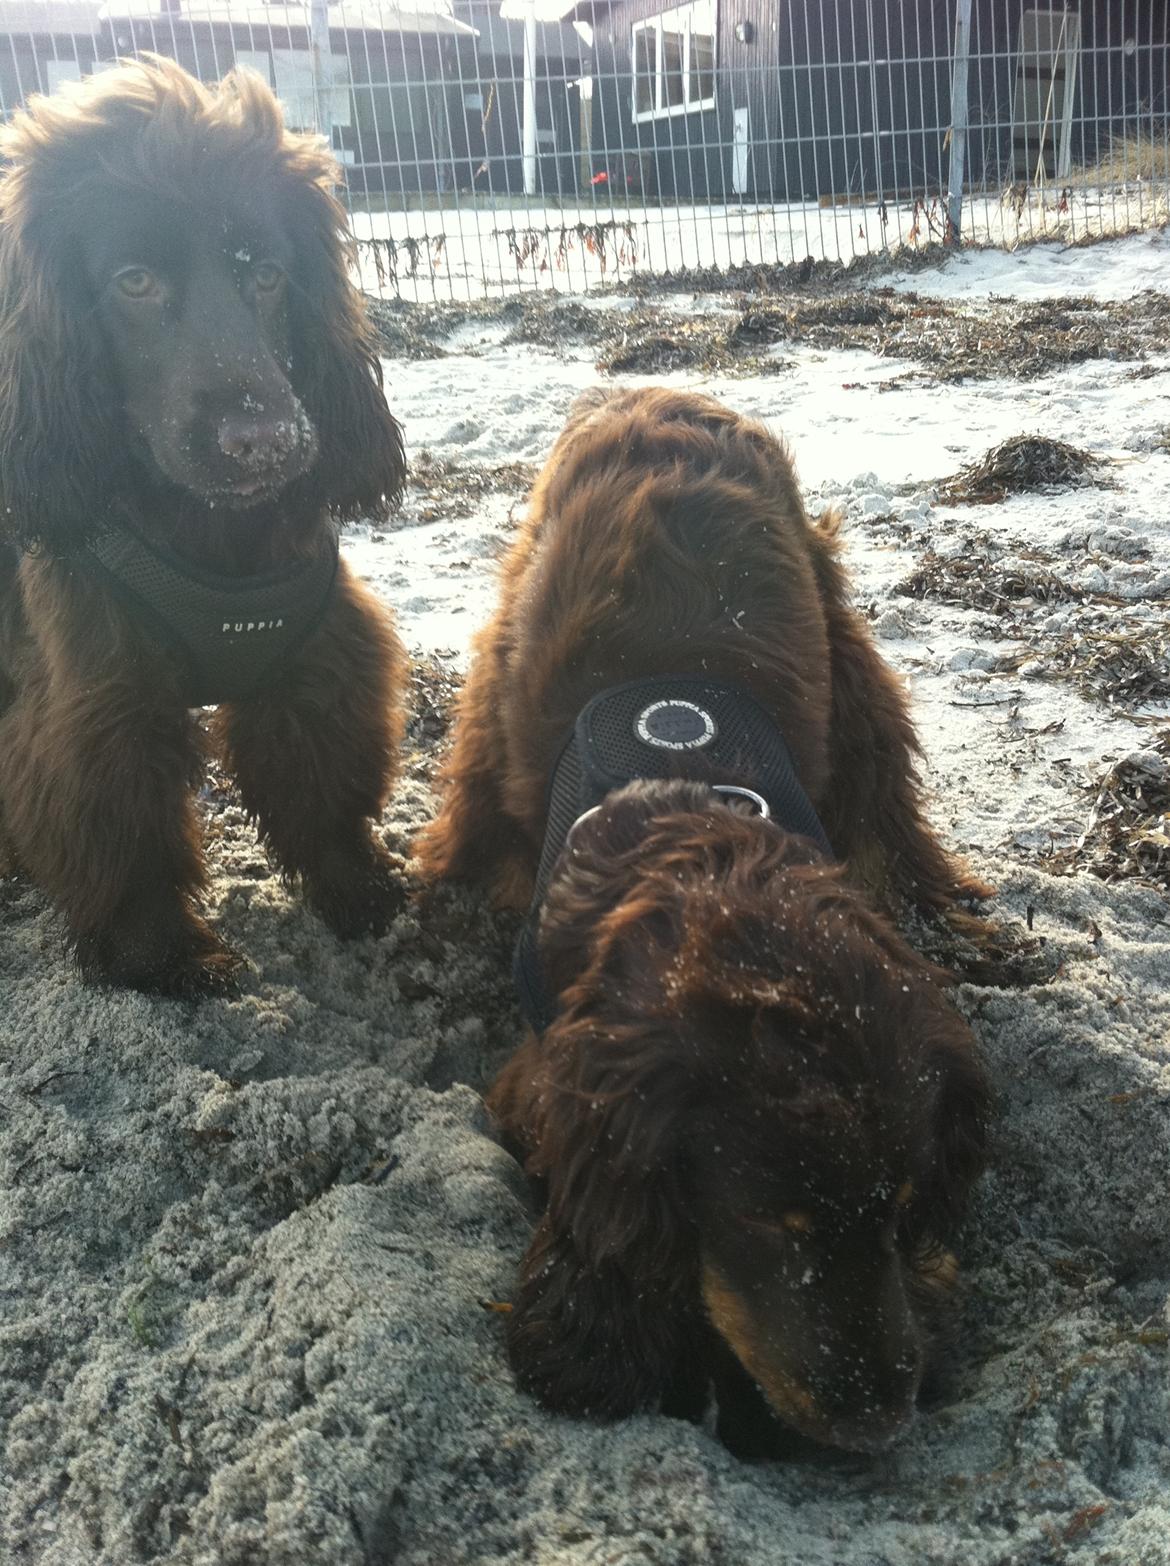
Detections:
631,1,716,124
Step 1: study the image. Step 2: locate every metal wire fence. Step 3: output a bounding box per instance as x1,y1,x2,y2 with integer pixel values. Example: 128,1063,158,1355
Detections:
0,1,1166,299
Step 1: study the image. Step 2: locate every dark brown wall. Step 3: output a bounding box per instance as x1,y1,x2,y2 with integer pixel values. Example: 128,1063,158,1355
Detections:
0,35,100,119
581,0,1170,203
96,18,478,195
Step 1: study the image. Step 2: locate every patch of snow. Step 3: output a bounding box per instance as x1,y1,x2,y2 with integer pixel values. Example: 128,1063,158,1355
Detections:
888,228,1170,302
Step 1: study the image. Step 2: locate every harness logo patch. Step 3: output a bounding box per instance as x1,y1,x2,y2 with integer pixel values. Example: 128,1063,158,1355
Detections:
635,699,717,750
221,618,285,635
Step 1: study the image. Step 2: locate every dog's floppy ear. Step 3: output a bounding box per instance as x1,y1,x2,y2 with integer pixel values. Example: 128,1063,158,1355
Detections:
506,1015,699,1417
0,196,125,549
281,153,405,524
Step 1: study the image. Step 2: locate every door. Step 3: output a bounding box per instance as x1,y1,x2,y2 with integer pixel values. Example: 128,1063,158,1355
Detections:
1012,8,1082,181
732,106,749,196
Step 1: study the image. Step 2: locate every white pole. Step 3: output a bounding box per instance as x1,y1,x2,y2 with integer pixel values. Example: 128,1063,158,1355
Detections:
311,0,332,143
523,2,537,197
946,0,973,244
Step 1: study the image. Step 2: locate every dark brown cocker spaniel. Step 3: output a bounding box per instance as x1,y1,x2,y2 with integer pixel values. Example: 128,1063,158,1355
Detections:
417,387,992,1457
0,58,408,994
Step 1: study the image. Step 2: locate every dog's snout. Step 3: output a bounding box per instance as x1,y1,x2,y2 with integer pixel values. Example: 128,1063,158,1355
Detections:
218,412,300,469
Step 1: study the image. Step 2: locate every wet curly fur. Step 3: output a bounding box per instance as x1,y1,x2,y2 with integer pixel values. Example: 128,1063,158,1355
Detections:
418,388,991,1454
0,58,408,993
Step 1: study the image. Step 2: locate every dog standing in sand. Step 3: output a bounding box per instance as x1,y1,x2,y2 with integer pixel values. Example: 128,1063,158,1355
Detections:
417,387,991,1456
0,58,408,994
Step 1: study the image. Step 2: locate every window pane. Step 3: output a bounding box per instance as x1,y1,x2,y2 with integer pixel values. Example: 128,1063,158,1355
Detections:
272,49,350,131
234,49,272,86
44,58,82,94
689,0,715,103
662,13,686,109
273,49,316,131
634,26,655,114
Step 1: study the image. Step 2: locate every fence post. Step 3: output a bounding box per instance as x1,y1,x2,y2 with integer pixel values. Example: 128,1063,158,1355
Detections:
522,3,538,197
311,0,332,145
946,0,974,245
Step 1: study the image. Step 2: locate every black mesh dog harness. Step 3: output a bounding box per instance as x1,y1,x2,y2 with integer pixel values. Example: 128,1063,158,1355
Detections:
81,522,340,707
514,675,834,1034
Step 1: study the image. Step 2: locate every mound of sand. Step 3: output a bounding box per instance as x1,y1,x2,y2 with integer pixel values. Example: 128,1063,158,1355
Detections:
3,738,1169,1566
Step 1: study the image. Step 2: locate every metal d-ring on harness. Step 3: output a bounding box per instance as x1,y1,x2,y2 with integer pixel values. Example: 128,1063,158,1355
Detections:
512,675,834,1035
564,783,772,849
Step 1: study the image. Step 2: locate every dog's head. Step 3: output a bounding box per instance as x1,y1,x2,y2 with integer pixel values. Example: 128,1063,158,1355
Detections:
530,779,990,1452
0,55,404,546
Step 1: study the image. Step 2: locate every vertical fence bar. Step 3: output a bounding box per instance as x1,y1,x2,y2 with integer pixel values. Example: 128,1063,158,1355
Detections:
946,0,973,244
0,1,1165,298
521,0,536,197
310,0,331,142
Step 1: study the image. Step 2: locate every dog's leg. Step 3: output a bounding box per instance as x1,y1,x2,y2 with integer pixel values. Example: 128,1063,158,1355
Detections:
505,1213,698,1420
490,1035,701,1421
212,560,407,938
412,637,534,909
0,665,232,994
810,511,991,917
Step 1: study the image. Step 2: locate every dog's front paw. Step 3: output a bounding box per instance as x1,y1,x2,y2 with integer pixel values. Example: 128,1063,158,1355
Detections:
505,1224,686,1421
76,914,243,998
304,842,406,939
507,1290,645,1420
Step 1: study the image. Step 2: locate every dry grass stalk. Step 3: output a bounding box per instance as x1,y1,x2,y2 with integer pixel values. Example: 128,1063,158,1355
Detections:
1070,133,1170,187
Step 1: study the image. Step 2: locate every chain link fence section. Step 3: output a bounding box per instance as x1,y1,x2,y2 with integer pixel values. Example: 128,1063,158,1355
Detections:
0,2,1166,299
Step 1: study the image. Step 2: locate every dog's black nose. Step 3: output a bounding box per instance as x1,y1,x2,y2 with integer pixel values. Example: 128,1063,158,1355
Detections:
218,413,300,469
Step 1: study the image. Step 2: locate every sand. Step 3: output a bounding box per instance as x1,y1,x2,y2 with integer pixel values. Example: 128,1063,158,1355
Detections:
3,237,1169,1565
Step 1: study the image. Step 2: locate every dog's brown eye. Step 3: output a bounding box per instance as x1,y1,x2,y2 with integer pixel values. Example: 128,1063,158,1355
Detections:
253,261,284,293
895,1180,914,1207
115,267,157,299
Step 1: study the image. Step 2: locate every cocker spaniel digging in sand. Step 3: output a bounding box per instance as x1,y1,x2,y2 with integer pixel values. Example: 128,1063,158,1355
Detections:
417,387,992,1458
0,57,407,994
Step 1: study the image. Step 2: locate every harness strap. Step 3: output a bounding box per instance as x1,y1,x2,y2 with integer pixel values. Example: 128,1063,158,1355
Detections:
515,675,834,1035
82,522,340,707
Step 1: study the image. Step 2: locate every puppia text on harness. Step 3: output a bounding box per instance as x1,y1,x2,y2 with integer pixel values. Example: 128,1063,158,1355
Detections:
82,521,340,707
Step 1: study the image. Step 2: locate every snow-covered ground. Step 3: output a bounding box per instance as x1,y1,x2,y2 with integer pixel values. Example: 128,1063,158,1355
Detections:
3,230,1169,1565
352,231,1170,872
885,224,1170,300
351,187,1170,300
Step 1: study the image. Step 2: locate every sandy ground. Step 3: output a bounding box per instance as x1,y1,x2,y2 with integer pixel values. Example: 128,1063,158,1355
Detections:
3,232,1170,1565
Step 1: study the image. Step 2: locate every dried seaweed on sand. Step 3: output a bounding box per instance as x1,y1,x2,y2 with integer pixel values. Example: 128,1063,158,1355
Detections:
406,656,463,754
1047,737,1170,894
938,435,1107,505
405,452,537,524
1010,624,1170,707
896,549,1086,615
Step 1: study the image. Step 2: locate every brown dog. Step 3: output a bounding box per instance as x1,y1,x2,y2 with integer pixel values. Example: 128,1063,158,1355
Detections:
0,58,407,994
417,387,991,1456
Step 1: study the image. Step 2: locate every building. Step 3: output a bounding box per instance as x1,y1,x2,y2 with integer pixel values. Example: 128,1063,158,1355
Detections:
454,0,586,196
0,1,589,202
0,1,102,111
573,0,1169,203
97,1,481,196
